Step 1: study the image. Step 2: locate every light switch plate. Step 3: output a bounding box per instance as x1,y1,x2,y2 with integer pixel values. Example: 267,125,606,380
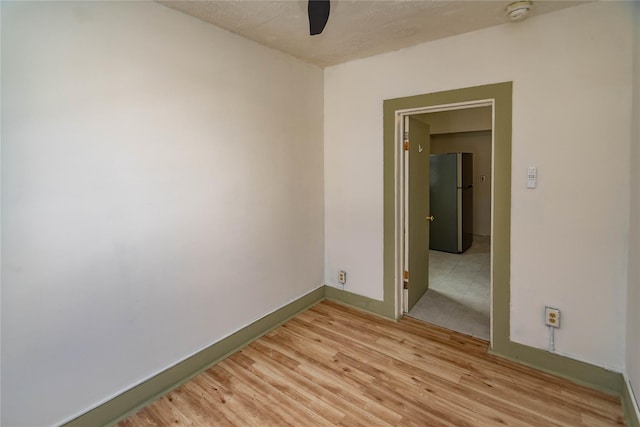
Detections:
527,167,537,189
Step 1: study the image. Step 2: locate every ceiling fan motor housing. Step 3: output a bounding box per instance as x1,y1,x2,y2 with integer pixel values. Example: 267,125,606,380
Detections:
309,0,330,35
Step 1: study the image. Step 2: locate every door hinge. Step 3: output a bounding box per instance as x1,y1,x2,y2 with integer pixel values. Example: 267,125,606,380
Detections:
403,132,409,151
404,270,409,281
404,141,409,151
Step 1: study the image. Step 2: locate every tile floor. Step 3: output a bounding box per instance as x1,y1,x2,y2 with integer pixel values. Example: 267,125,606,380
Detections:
408,235,491,341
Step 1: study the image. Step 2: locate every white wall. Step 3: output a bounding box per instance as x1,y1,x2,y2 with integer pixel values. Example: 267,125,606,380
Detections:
324,2,633,369
1,2,324,425
626,0,640,413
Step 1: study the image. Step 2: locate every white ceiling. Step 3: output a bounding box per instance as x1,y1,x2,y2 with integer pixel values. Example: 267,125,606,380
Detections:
158,0,587,67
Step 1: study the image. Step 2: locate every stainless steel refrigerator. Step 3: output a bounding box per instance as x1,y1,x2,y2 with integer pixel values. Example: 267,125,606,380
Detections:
429,152,473,253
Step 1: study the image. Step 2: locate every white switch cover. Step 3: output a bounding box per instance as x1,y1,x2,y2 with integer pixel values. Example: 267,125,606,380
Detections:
527,167,537,189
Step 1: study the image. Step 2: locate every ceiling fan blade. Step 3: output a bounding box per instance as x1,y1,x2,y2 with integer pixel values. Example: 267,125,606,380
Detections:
308,0,330,36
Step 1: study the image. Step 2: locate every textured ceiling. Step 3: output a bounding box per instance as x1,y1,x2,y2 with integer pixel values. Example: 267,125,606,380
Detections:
158,1,587,67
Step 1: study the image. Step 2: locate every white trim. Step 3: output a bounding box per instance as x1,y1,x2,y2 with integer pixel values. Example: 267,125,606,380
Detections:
457,153,463,253
394,99,493,116
489,99,495,344
393,113,407,319
394,99,495,346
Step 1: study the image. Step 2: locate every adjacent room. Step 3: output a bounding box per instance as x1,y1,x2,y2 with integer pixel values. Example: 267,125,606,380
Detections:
408,107,493,340
1,1,638,426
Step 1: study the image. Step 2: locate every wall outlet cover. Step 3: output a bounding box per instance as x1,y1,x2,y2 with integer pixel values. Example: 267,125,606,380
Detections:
545,306,560,328
338,270,346,285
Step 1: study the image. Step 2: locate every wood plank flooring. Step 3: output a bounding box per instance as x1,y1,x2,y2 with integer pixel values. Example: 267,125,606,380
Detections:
117,300,625,426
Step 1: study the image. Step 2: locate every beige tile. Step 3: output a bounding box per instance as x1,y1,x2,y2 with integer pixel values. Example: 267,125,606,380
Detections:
409,235,490,341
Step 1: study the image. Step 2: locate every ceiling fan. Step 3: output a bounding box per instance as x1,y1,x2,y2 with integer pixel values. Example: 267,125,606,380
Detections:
308,0,330,35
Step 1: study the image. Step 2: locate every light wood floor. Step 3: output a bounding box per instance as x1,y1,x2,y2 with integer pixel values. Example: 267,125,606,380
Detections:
118,300,625,426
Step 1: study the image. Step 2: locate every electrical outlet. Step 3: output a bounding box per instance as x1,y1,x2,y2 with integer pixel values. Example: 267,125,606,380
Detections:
545,307,560,328
338,270,347,285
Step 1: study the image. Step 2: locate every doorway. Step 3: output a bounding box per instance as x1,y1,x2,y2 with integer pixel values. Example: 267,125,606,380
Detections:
405,107,493,340
382,82,512,351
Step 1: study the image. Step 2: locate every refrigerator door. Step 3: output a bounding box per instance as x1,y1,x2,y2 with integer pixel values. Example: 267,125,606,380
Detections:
430,152,473,253
429,153,458,253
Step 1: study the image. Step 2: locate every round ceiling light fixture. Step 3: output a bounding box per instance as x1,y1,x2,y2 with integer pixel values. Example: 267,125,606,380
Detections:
506,1,533,22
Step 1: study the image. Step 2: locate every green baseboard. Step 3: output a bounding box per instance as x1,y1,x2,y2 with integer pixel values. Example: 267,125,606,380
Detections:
488,341,623,396
63,285,636,427
326,284,624,397
623,379,640,427
326,285,632,423
324,285,395,320
63,286,326,427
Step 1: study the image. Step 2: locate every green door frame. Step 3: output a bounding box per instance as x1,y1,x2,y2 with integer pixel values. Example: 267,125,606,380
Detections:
383,82,513,354
379,83,622,396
